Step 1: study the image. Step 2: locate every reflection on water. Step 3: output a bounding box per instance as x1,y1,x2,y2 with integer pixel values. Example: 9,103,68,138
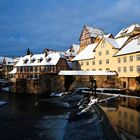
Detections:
99,94,140,140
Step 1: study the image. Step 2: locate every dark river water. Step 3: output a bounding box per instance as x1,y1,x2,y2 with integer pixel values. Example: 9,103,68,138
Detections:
0,92,106,140
1,92,140,140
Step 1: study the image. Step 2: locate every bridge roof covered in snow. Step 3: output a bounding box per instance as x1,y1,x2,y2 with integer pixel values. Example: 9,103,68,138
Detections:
58,70,117,76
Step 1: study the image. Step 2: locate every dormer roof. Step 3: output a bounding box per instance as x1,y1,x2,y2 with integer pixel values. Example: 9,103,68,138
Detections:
115,23,140,38
114,36,140,56
72,43,98,61
15,53,64,66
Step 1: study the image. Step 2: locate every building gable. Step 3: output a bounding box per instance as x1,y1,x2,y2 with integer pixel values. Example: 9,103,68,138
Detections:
79,26,92,45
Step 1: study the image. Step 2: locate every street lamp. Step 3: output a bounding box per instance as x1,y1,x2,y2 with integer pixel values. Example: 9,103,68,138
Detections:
89,76,97,98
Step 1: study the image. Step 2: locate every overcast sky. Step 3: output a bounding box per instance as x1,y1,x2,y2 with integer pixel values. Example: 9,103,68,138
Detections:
0,0,140,56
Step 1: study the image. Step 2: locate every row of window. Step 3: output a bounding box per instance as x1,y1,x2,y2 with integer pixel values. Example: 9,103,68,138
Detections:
80,55,140,66
118,66,140,73
17,66,58,73
98,50,109,56
85,68,110,71
118,55,140,63
81,59,110,66
18,74,40,79
23,57,52,64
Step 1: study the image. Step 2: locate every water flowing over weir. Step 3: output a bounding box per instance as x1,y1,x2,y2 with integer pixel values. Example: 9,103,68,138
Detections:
64,108,106,140
0,92,118,140
36,113,69,140
36,109,106,140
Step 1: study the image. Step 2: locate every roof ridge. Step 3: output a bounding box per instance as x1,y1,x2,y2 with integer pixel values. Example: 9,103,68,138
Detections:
85,25,105,32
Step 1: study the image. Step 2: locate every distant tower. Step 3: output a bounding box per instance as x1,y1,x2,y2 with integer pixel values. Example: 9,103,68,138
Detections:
27,48,31,55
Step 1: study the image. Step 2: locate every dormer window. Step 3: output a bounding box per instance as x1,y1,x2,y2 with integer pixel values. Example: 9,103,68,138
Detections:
101,40,106,48
121,29,128,35
30,58,36,63
37,57,43,63
23,59,28,64
46,57,52,62
40,57,43,62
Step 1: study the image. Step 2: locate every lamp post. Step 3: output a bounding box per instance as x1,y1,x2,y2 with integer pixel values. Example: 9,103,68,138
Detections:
89,76,97,98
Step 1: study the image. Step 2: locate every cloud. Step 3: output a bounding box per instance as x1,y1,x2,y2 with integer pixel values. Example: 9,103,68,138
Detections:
0,0,140,56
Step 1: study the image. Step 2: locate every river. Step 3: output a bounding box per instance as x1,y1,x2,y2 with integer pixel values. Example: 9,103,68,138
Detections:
0,92,107,140
98,93,140,140
1,92,139,140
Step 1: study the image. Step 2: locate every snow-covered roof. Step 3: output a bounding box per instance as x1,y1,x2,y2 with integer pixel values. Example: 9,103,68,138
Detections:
105,38,120,49
59,70,117,76
115,24,140,38
116,36,129,48
86,26,106,38
66,44,80,56
0,57,4,64
0,57,16,65
72,43,98,61
15,52,64,66
114,37,140,56
9,68,17,74
104,36,129,49
104,34,112,38
70,44,80,54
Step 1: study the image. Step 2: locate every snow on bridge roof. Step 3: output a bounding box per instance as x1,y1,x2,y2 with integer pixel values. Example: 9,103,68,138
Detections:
58,70,117,76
